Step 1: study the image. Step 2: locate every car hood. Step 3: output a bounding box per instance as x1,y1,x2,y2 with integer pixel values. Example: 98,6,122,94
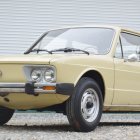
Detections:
0,53,106,65
0,54,62,64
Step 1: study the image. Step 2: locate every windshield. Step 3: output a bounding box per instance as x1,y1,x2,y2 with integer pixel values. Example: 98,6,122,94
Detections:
29,27,115,55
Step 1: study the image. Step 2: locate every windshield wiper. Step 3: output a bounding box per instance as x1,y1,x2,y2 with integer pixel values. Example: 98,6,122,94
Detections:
50,47,89,55
29,49,52,54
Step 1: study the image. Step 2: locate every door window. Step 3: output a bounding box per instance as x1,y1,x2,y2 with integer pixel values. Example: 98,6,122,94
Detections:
120,33,140,61
115,33,140,61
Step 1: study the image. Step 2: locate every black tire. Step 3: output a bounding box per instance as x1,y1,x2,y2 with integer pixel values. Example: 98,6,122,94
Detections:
66,77,103,132
0,106,14,125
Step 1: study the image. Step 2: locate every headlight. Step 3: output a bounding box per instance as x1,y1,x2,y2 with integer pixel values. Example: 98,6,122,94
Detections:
24,65,56,83
44,69,55,82
31,69,42,82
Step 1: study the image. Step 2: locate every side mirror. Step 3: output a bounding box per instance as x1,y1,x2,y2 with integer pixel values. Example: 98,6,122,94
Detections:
127,54,138,62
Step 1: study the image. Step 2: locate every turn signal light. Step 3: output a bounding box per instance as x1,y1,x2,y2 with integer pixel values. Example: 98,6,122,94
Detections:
43,86,56,90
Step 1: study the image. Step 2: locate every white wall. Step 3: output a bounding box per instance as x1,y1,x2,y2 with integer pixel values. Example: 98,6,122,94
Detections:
0,0,140,54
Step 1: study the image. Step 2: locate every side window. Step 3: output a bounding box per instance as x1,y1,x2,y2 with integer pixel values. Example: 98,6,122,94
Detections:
115,38,123,59
120,32,140,61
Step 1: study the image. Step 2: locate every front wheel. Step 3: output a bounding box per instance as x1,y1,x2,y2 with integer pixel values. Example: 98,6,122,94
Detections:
66,77,103,132
0,106,14,125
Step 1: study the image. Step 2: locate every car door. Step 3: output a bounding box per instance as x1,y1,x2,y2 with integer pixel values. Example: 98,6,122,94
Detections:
112,32,140,105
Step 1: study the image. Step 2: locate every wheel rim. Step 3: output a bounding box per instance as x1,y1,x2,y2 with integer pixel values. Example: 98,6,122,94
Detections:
81,88,99,122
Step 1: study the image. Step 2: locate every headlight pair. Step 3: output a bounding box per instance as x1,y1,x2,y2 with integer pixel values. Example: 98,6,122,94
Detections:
31,68,55,83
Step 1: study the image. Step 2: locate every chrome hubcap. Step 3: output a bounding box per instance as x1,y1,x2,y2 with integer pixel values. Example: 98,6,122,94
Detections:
81,88,99,122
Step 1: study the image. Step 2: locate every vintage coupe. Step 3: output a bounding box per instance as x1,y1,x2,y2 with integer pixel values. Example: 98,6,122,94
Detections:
0,25,140,132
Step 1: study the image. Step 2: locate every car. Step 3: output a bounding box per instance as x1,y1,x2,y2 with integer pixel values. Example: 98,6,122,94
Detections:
0,25,140,132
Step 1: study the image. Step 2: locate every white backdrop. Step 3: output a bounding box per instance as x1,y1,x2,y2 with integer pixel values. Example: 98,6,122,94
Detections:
0,0,140,54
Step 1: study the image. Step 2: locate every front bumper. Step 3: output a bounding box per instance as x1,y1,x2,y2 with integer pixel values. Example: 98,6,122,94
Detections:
0,82,74,96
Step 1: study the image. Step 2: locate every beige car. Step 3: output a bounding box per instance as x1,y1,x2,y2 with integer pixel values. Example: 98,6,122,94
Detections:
0,25,140,132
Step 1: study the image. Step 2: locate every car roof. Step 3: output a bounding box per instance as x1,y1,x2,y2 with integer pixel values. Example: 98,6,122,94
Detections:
121,27,140,35
51,24,140,36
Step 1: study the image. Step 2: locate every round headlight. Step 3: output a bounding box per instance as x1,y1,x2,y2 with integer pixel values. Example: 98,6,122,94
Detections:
44,69,55,82
31,69,42,82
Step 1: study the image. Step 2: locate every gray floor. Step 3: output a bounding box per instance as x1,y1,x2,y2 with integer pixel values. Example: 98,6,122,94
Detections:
0,113,140,140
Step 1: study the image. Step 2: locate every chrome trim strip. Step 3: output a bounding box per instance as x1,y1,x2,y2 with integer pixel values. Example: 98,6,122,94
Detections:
0,83,25,88
0,82,56,88
35,89,55,93
0,88,25,93
35,83,56,87
0,88,55,93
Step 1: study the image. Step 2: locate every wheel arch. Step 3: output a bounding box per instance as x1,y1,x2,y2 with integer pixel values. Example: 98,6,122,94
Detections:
76,70,105,101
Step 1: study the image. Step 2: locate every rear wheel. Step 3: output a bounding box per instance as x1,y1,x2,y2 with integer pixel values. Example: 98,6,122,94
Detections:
0,106,14,125
66,77,103,132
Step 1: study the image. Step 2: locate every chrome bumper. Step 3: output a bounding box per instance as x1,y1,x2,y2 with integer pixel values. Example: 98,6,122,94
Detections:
0,83,56,93
0,82,74,96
